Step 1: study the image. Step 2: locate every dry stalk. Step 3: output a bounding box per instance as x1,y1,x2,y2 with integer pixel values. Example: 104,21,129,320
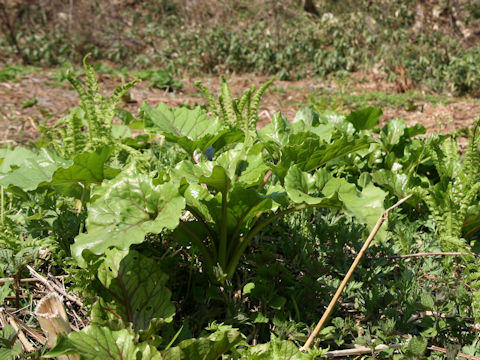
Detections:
35,293,80,360
5,311,35,352
388,252,462,258
429,345,480,360
0,275,67,285
300,194,412,352
27,265,83,308
325,343,402,358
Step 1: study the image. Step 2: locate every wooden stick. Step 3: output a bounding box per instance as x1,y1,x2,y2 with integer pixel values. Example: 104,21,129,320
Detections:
8,314,35,352
0,275,67,285
5,295,45,299
26,265,83,308
388,252,462,258
4,309,47,344
300,194,412,352
326,344,402,358
429,345,480,360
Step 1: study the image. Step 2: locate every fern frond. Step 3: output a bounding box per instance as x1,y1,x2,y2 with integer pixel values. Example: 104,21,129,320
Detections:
458,182,480,226
250,77,275,130
83,54,100,95
426,136,449,179
101,80,138,130
218,94,229,124
238,88,253,113
463,118,480,184
67,70,99,143
220,76,236,124
194,81,219,117
63,109,87,157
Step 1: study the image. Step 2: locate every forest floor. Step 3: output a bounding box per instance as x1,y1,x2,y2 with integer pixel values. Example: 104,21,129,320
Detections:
1,68,480,145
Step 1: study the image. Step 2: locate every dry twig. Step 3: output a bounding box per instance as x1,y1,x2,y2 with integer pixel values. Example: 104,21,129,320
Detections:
388,252,462,258
26,265,83,308
429,345,480,360
300,194,412,352
326,344,402,358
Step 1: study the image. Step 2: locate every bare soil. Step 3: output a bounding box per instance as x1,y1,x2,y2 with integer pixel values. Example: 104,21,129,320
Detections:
1,70,479,145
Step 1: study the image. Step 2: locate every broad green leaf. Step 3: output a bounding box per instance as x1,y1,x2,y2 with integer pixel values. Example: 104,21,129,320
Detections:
72,168,185,260
0,147,71,191
171,129,243,157
48,146,119,199
404,122,426,138
244,340,309,359
346,107,382,131
372,170,410,198
112,124,132,139
420,293,435,310
0,325,22,359
257,113,291,148
184,183,217,223
96,249,175,330
259,111,335,150
293,106,320,127
381,118,406,149
274,135,370,181
142,103,243,155
171,160,208,184
318,110,354,134
199,166,231,193
159,329,242,360
285,165,339,207
323,178,386,237
231,146,269,187
292,107,336,141
45,326,138,359
228,184,275,230
142,103,219,139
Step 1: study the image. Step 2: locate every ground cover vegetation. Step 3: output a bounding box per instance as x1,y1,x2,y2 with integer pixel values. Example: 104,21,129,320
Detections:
0,54,479,359
1,0,480,96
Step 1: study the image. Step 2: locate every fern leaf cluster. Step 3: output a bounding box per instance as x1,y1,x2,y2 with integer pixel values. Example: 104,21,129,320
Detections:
412,118,480,321
42,54,137,158
413,120,480,251
194,76,275,135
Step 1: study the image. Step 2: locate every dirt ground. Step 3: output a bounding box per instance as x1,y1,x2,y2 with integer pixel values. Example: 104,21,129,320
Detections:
1,70,479,145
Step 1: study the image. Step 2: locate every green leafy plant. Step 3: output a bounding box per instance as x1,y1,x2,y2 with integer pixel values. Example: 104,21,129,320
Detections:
412,119,480,250
39,54,137,159
135,68,183,91
73,75,386,286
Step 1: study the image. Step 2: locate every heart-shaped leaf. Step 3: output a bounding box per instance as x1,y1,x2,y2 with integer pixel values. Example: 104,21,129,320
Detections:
72,167,185,261
96,249,175,330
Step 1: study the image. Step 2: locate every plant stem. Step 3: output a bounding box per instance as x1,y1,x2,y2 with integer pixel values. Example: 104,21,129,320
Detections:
226,203,316,279
0,185,4,226
186,205,218,247
300,194,412,352
219,190,228,270
179,222,215,267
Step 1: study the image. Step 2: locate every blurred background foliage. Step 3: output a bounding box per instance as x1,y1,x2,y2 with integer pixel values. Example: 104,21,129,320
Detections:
0,0,479,95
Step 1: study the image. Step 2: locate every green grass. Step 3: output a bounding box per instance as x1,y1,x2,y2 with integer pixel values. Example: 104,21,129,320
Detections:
308,88,464,114
0,64,39,82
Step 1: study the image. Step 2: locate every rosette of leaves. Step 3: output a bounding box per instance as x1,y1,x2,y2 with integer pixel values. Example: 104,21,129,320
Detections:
72,78,386,284
163,99,386,282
